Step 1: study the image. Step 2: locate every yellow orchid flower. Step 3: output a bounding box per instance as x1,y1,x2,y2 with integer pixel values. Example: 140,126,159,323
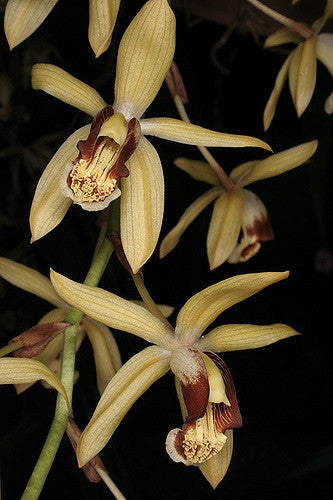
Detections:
29,0,270,274
50,268,298,488
0,257,121,395
160,140,317,270
263,0,333,128
4,0,120,57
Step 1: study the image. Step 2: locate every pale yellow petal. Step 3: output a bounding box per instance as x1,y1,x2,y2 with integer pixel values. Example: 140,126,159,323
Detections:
207,189,245,270
31,64,106,116
141,118,272,151
77,346,170,466
131,300,174,318
173,157,220,186
121,138,164,273
30,125,90,242
238,140,318,187
0,358,69,410
295,35,317,116
175,271,289,344
264,27,303,48
4,0,58,50
288,44,303,105
263,53,292,131
316,33,333,76
229,160,259,184
88,0,120,57
198,429,233,489
196,323,299,352
160,187,222,259
50,270,176,350
113,0,175,119
0,257,66,308
83,318,121,395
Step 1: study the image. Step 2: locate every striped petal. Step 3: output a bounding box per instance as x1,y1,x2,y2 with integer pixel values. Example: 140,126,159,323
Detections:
173,158,220,186
229,160,259,184
288,44,303,106
50,270,176,350
236,140,318,187
295,35,318,116
0,257,66,307
83,318,121,395
196,323,299,353
263,53,292,131
198,429,233,489
207,189,245,270
31,64,106,117
175,272,289,344
121,138,164,273
4,0,58,50
160,187,222,259
113,0,175,119
141,118,272,151
77,346,170,466
30,125,90,242
88,0,120,58
0,358,69,410
264,27,303,48
131,300,174,318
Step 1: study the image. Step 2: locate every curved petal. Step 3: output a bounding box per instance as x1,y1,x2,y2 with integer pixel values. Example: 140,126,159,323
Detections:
263,53,292,131
173,158,221,186
130,300,174,318
31,64,106,116
113,0,175,119
83,318,121,395
160,187,222,259
288,44,303,106
227,160,259,185
141,118,272,151
295,35,317,117
0,358,69,410
0,257,66,307
264,27,302,49
50,270,176,350
4,0,58,50
198,429,233,489
77,346,170,466
196,323,299,353
238,140,318,187
88,0,120,58
121,138,164,273
175,271,290,344
207,189,245,270
30,125,90,242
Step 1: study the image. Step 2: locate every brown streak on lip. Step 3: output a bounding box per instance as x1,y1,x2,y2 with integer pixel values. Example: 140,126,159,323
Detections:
181,349,210,423
241,242,260,260
77,105,114,160
246,216,275,242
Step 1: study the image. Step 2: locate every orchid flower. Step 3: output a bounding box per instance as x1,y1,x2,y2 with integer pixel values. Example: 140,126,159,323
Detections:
50,268,298,488
264,0,333,128
160,140,317,269
29,0,270,274
4,0,120,57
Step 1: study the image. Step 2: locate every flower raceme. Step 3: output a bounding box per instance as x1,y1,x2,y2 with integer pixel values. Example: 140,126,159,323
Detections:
160,140,317,269
263,0,333,128
29,0,270,274
50,269,299,488
4,0,120,57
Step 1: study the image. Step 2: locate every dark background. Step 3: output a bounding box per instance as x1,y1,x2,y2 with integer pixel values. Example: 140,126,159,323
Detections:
0,0,332,498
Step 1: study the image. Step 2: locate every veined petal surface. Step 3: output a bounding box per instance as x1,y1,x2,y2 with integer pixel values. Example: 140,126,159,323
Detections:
288,44,303,105
295,35,317,116
264,27,303,48
50,270,176,350
196,323,299,352
4,0,58,50
141,118,271,150
207,189,244,270
0,258,66,308
77,346,170,466
113,0,175,119
198,429,233,489
264,53,292,130
160,187,222,259
121,138,164,274
228,160,259,184
238,140,318,186
173,158,220,186
88,0,120,57
32,64,106,116
175,272,289,344
30,125,90,242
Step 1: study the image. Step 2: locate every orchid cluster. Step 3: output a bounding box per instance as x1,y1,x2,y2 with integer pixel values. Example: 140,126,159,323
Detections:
0,0,331,498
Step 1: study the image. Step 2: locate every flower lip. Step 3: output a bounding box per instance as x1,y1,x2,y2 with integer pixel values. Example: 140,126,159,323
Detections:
60,105,141,210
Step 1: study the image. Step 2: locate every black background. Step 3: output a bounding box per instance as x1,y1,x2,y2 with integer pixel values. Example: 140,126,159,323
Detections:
0,0,332,498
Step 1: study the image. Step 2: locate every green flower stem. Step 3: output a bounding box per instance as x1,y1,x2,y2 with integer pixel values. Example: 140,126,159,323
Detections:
21,202,119,500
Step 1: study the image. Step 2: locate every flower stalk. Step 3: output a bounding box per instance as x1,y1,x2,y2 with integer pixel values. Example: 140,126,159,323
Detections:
21,202,118,500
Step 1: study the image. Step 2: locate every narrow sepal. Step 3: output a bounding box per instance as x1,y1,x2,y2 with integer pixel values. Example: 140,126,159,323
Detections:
88,0,120,57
